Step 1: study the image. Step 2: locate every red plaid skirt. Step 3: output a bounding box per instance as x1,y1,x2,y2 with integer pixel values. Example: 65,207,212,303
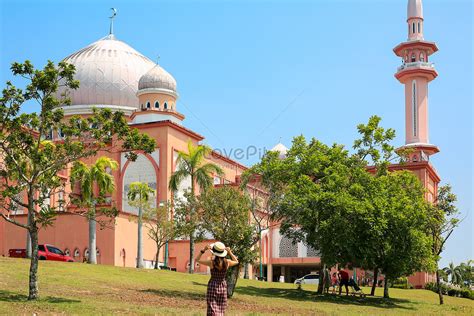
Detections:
206,268,228,316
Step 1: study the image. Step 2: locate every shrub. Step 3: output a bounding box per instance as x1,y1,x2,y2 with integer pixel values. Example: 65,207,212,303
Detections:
391,277,413,289
460,290,471,299
425,282,436,291
425,282,474,300
447,289,458,297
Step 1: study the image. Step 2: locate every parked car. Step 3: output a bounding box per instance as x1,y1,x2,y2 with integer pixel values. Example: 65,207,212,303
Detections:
294,274,320,285
9,244,74,262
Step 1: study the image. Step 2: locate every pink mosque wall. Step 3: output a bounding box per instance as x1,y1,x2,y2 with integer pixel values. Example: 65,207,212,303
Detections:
114,215,158,267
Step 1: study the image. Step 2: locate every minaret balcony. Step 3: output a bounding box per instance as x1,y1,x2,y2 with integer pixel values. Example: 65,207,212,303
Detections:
397,61,434,72
395,61,438,82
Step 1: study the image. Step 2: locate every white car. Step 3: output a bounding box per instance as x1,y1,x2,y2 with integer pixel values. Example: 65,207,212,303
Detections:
294,274,320,285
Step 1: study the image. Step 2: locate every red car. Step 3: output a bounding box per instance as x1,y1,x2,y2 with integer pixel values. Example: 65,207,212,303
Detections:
9,244,74,262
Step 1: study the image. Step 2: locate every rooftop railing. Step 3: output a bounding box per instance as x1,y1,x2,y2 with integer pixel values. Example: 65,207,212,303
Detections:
397,61,435,72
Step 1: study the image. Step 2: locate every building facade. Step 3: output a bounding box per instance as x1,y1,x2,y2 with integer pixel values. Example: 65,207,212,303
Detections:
1,0,441,288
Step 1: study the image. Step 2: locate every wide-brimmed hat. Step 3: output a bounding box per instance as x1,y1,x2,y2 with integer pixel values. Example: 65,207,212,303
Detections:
210,242,227,257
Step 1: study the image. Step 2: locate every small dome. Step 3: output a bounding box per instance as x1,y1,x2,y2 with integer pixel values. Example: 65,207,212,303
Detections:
271,143,288,159
407,0,423,19
138,65,177,93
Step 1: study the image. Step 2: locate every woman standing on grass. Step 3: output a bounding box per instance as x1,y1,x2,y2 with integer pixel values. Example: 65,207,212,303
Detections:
196,242,239,316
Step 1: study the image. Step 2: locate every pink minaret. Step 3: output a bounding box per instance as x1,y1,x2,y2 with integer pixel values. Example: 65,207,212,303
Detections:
394,0,439,162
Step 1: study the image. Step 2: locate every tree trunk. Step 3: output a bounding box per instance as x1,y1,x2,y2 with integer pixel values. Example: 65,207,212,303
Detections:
436,269,444,305
243,264,249,279
383,277,390,298
88,212,97,264
189,233,195,273
154,246,160,269
136,206,144,268
371,268,379,296
259,238,263,280
26,211,32,258
317,264,324,294
188,179,196,274
226,264,240,298
28,225,39,300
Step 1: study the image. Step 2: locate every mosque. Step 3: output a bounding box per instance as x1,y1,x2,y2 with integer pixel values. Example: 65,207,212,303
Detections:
1,0,439,287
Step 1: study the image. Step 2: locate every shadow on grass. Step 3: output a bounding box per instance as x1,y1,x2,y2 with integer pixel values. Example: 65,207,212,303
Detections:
0,290,81,304
234,286,416,310
141,288,205,301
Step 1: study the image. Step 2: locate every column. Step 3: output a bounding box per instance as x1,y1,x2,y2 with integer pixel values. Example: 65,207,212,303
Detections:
267,263,273,283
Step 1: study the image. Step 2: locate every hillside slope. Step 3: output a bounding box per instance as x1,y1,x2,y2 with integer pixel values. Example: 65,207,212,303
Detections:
0,257,472,315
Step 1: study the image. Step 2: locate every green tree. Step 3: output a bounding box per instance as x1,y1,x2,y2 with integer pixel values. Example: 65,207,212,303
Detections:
143,202,176,269
0,60,155,300
127,182,155,268
374,172,434,298
246,116,435,298
443,262,463,285
70,156,119,264
245,183,271,280
427,184,460,304
168,141,223,273
458,260,473,287
199,185,257,298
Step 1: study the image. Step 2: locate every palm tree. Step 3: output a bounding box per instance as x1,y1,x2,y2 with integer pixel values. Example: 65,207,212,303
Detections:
127,182,155,268
71,157,118,264
457,260,473,287
169,141,223,273
443,262,463,285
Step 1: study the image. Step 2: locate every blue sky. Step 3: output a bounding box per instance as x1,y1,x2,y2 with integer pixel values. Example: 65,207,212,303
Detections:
0,0,472,267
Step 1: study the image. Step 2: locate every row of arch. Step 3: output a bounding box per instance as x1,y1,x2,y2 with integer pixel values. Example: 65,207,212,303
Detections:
409,21,422,35
404,51,427,63
142,101,174,111
44,122,108,140
64,247,100,259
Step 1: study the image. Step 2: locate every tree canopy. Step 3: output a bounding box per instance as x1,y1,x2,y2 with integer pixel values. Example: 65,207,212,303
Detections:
244,116,436,298
0,60,156,299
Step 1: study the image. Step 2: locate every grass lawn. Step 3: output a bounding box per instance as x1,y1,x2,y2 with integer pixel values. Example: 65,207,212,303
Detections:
0,257,472,315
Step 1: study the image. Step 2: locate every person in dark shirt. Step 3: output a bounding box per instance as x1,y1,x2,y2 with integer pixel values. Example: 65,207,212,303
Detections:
338,269,350,296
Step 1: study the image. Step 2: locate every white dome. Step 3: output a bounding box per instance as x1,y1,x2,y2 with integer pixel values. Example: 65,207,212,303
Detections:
138,65,177,93
59,34,155,108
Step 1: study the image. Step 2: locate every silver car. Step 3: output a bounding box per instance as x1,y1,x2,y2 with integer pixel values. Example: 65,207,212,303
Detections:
294,274,320,285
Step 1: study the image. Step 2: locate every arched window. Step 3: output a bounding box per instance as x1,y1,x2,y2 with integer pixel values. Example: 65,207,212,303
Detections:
146,101,151,109
420,52,425,62
154,101,159,109
411,53,416,62
164,102,168,110
418,22,421,33
412,80,417,137
412,22,415,34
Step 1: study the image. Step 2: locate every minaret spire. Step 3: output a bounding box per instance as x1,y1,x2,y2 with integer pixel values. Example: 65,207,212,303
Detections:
394,0,439,162
407,0,424,41
109,8,117,35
